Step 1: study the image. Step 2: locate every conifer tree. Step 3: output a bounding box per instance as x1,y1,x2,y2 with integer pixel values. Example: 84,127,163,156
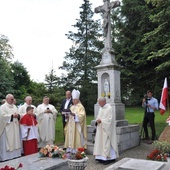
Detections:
143,0,170,78
111,0,161,103
59,0,103,113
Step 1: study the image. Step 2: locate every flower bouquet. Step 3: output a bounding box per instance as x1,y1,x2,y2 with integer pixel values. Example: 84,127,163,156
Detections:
146,140,170,162
147,149,167,162
67,148,88,170
39,144,66,159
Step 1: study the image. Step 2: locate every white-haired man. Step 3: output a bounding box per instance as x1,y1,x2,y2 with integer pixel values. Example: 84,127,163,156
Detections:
93,97,119,165
19,96,37,117
0,94,21,161
64,89,87,153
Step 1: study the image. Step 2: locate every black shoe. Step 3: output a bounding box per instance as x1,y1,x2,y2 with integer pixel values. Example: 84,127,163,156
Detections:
102,160,111,165
147,140,153,144
95,159,105,163
102,159,116,165
99,160,105,163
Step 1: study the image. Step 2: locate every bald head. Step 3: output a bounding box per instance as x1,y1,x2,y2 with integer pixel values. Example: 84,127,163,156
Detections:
97,97,106,107
6,94,14,105
24,96,32,105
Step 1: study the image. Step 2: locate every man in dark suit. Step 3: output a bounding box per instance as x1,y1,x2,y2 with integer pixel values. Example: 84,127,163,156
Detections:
60,91,73,130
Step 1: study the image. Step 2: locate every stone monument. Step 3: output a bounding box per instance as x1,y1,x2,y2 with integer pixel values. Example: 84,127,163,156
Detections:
86,0,140,154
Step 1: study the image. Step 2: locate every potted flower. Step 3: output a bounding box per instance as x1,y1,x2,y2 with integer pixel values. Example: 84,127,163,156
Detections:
39,144,66,159
67,148,88,170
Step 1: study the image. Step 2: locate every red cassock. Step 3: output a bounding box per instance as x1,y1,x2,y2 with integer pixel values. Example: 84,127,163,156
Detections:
20,114,38,156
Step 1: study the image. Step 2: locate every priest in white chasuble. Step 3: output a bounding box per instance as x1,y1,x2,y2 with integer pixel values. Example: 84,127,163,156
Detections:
64,89,87,153
93,97,119,165
37,96,58,148
0,94,21,161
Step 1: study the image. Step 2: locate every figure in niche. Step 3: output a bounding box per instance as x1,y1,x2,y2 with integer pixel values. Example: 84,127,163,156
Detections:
104,79,110,97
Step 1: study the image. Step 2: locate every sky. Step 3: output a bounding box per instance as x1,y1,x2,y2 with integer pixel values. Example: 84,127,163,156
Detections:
0,0,100,82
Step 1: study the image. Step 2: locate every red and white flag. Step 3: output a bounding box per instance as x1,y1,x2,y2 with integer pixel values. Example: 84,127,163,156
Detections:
159,77,168,115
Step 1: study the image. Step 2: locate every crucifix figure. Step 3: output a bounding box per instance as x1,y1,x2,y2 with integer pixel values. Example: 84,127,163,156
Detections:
95,0,120,51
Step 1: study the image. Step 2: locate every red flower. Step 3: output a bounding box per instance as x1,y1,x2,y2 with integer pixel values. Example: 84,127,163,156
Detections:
156,155,161,160
18,163,23,168
77,148,84,152
147,149,167,162
75,152,83,160
0,163,23,170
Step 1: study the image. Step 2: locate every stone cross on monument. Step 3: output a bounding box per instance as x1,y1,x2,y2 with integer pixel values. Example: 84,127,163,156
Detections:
86,0,140,155
95,0,120,65
85,0,140,155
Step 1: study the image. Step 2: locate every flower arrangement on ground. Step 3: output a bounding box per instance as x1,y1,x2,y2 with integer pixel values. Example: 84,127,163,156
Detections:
146,140,170,162
147,149,167,162
0,163,23,170
39,144,66,159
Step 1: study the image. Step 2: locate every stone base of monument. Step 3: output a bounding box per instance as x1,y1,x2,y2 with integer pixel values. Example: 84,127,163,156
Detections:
103,158,169,170
86,121,140,155
117,125,140,153
0,153,69,170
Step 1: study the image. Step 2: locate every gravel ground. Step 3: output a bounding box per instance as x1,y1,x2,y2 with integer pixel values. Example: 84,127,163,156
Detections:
85,141,154,170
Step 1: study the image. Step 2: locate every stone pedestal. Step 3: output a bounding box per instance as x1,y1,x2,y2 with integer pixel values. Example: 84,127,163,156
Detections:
86,54,140,155
86,122,140,155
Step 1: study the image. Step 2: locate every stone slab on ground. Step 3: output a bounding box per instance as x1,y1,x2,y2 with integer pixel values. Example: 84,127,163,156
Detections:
104,158,169,170
0,153,69,170
118,158,164,170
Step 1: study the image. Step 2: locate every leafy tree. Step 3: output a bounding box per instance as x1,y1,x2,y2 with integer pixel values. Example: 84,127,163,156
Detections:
0,35,15,99
59,0,103,113
26,81,47,106
0,59,15,99
0,34,13,60
10,60,31,102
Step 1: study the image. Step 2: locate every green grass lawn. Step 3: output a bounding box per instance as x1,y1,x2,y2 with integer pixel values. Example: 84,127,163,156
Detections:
55,107,168,145
125,107,167,139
